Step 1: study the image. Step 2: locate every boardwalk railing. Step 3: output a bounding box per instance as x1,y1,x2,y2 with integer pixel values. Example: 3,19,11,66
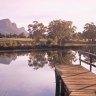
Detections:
78,51,96,72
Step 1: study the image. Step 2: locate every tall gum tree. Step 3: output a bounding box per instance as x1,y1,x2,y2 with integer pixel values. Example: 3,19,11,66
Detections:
48,20,76,45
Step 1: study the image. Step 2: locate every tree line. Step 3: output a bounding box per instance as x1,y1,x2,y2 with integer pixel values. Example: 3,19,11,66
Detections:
0,32,26,38
1,19,96,45
28,20,96,45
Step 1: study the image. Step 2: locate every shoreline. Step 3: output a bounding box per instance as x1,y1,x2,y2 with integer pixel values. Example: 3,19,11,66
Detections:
0,44,96,53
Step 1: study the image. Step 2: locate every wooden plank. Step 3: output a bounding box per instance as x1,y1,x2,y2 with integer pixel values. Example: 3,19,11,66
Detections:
56,64,96,96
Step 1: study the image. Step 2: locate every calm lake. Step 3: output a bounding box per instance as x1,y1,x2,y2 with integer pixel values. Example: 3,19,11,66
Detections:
0,47,96,96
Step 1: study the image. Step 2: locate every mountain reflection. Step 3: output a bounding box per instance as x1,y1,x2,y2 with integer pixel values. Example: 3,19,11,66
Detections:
0,50,76,67
28,50,76,70
0,52,28,64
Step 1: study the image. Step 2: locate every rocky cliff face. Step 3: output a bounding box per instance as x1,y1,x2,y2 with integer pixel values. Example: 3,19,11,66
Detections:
19,27,28,35
0,19,27,35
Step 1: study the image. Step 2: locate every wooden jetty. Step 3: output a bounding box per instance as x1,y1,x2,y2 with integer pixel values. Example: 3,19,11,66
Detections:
56,51,96,96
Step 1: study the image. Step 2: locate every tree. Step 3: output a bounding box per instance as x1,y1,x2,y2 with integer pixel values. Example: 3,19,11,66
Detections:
48,20,76,45
72,32,83,40
0,33,5,38
82,22,96,41
28,21,47,39
18,32,26,38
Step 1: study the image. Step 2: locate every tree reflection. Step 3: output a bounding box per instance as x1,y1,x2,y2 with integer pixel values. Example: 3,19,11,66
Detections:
28,52,50,70
47,50,76,65
28,50,76,69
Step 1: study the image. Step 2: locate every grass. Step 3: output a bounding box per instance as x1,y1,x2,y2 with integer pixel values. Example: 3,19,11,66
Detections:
0,38,49,48
0,38,33,42
0,38,96,51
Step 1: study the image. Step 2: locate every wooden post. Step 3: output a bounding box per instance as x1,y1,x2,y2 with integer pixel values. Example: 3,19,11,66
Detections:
79,52,81,65
55,68,60,96
89,55,92,72
60,79,65,96
90,65,92,72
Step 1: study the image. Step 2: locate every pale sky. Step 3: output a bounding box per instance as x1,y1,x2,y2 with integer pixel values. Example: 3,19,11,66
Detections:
0,0,96,32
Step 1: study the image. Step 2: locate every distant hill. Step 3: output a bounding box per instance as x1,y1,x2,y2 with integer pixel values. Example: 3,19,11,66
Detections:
0,19,28,35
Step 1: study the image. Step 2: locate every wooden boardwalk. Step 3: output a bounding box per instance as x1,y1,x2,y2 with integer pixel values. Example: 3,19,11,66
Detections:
56,64,96,96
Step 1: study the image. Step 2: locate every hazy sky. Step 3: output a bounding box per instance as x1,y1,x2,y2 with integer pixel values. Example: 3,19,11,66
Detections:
0,0,96,31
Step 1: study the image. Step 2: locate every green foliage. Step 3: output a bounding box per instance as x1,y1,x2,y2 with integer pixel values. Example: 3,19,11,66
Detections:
82,22,96,41
48,20,76,45
46,39,53,45
28,21,47,39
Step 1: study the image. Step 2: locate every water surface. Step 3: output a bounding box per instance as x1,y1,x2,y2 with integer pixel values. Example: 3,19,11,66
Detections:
0,47,96,96
0,52,55,96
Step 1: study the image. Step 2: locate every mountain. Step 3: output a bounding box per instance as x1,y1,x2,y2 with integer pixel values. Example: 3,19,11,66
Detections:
19,27,28,36
0,19,28,35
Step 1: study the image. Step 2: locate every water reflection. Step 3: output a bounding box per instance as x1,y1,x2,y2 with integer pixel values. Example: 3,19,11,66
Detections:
0,48,95,72
0,47,96,96
0,52,28,64
0,50,76,67
0,50,77,96
0,52,55,96
72,46,96,74
28,50,76,70
28,52,51,70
